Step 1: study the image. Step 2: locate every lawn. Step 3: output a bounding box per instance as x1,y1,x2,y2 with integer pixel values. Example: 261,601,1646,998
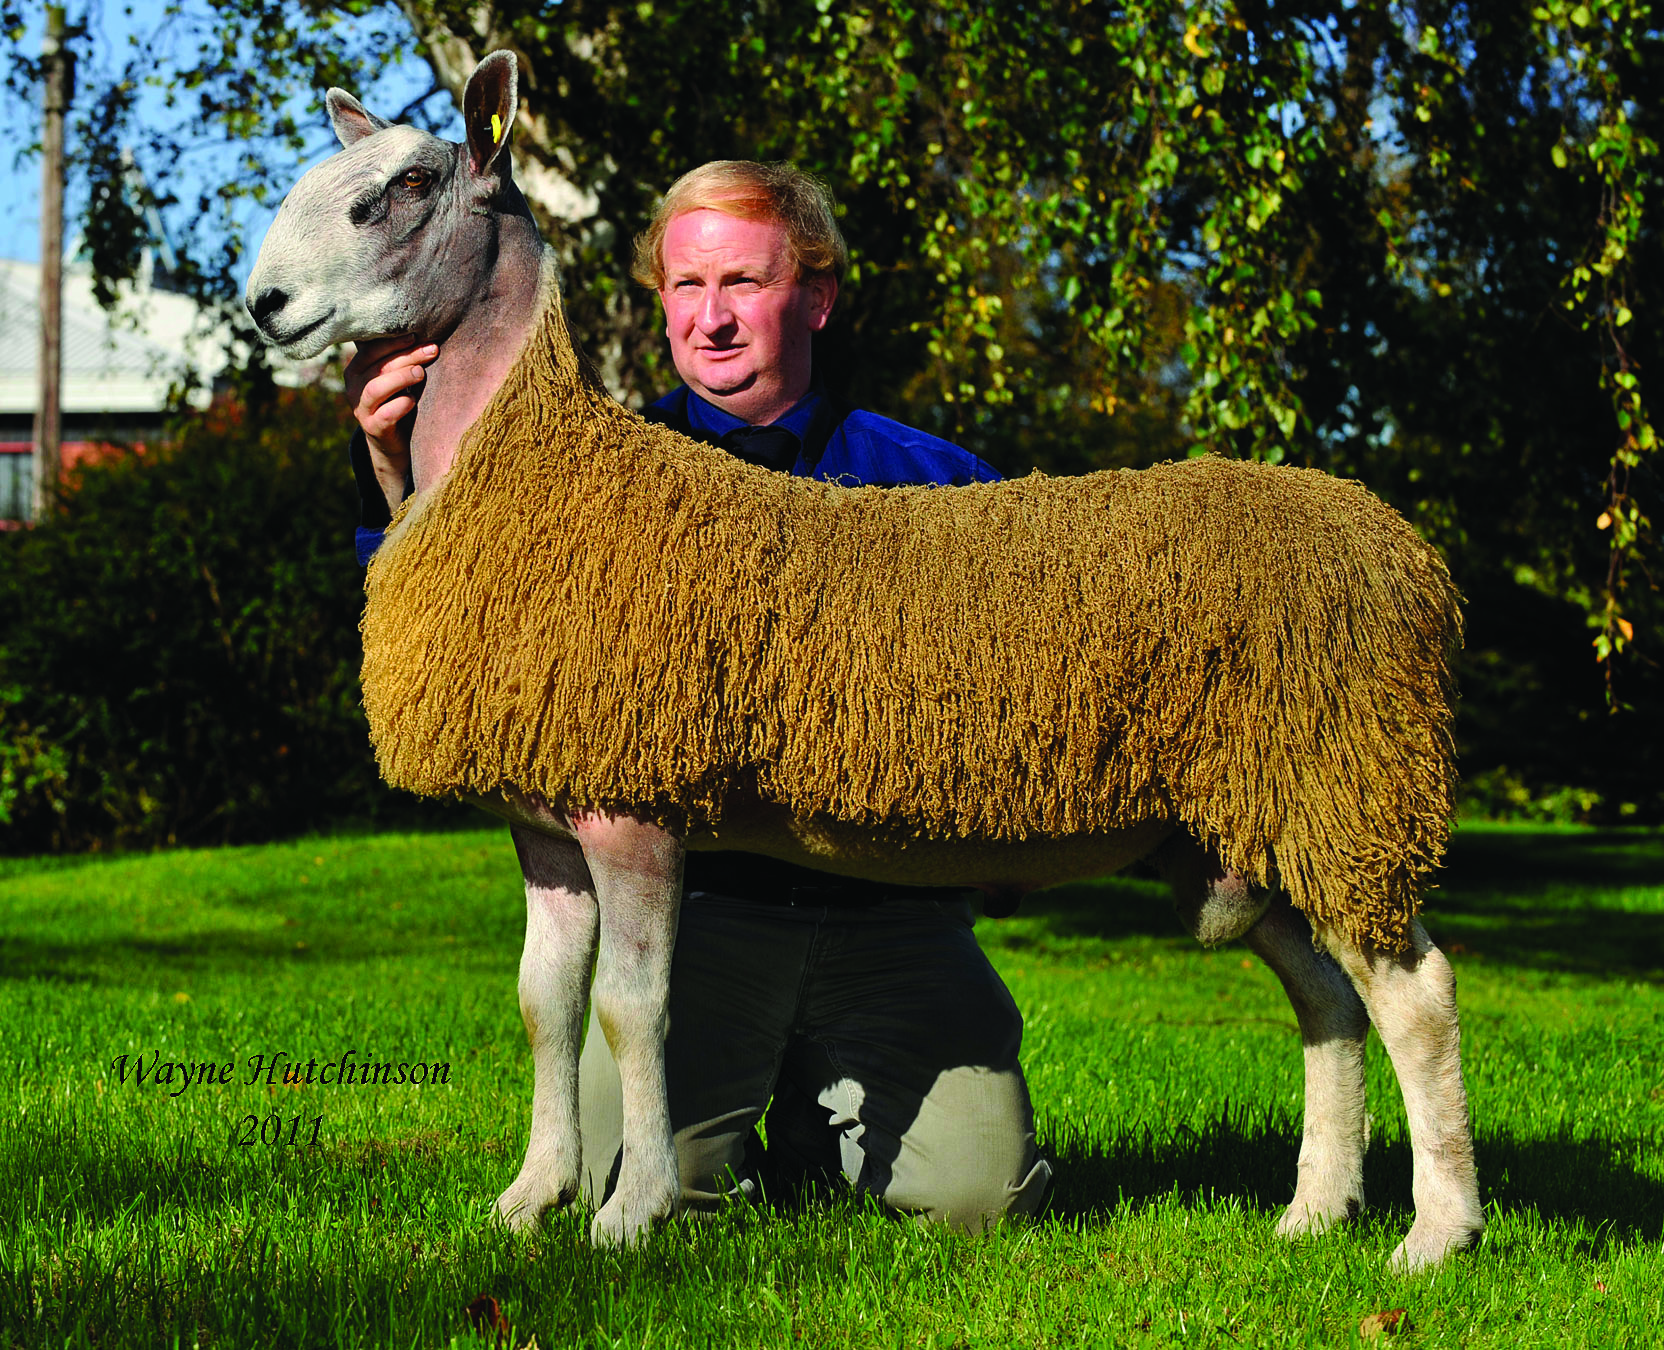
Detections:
0,821,1659,1348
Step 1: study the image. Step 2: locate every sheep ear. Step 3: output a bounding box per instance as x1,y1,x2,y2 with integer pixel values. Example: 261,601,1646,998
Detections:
463,50,519,177
327,89,391,148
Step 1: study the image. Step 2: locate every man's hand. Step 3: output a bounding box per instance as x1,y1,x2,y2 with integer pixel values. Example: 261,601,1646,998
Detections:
345,337,439,513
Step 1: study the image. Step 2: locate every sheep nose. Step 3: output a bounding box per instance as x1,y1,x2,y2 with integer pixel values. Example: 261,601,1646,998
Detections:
250,286,289,326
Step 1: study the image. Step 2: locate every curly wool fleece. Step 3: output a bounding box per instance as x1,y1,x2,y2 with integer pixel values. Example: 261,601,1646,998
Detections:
360,264,1462,952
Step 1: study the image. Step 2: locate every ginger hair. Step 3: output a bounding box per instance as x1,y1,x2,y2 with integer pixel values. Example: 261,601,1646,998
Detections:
631,160,849,292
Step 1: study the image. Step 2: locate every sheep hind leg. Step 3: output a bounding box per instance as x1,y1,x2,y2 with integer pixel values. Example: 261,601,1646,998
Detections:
1158,840,1369,1238
496,827,601,1231
1240,897,1371,1239
1318,920,1483,1272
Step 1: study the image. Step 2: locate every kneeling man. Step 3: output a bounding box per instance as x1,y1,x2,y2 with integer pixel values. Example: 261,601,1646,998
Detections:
346,160,1051,1229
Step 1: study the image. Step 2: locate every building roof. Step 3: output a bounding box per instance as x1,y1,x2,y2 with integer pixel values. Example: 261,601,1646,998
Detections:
0,255,236,417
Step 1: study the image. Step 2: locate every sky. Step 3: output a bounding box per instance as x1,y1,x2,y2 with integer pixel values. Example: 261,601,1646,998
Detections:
0,1,448,293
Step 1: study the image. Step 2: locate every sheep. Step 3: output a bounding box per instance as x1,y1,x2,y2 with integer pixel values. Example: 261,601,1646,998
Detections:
245,51,1483,1271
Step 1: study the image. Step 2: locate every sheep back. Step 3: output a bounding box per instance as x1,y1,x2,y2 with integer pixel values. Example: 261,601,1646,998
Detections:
360,269,1462,952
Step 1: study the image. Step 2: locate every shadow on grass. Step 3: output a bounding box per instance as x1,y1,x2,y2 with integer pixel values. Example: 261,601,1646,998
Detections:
0,802,489,879
0,926,510,985
1476,1128,1664,1247
994,870,1188,943
1005,827,1664,979
1040,1106,1299,1220
1041,1110,1664,1250
21,1113,1661,1248
1423,905,1664,981
1422,827,1664,979
1441,827,1664,897
6,1111,1660,1346
0,1114,488,1232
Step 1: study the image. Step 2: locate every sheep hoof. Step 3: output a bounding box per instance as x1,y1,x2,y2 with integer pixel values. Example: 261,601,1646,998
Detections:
494,1171,578,1233
1387,1219,1483,1273
1276,1193,1360,1238
590,1187,676,1246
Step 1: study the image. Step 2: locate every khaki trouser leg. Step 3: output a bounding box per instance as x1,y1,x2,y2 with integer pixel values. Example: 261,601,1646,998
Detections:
578,895,1050,1229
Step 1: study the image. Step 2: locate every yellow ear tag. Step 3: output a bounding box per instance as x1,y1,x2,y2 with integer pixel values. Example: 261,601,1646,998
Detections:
491,113,503,143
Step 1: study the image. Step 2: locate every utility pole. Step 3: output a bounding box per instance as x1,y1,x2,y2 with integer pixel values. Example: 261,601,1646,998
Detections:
33,4,69,523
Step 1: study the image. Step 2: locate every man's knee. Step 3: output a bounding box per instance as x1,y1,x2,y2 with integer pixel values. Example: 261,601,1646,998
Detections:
908,1150,1053,1232
864,1062,1051,1231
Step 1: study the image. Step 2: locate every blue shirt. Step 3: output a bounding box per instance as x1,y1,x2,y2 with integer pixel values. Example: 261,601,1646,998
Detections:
354,388,998,564
648,385,1001,489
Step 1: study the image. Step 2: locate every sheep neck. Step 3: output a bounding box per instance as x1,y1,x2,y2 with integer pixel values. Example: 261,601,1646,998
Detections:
407,214,546,496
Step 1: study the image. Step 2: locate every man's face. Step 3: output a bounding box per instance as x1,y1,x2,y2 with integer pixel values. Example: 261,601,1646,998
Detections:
657,208,836,425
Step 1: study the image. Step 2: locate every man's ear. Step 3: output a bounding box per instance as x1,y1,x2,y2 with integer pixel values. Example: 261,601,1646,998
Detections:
806,274,838,332
463,50,519,177
326,90,391,148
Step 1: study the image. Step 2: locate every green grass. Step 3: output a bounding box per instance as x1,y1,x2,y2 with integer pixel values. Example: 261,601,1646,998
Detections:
0,822,1660,1348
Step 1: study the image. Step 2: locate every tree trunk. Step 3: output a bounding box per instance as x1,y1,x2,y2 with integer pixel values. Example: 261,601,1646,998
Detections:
33,4,68,522
395,1,659,404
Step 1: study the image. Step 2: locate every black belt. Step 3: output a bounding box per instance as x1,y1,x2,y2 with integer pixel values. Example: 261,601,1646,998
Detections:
686,883,893,908
683,851,962,907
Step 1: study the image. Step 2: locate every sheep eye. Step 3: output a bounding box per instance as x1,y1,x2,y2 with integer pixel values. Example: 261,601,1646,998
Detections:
400,168,432,191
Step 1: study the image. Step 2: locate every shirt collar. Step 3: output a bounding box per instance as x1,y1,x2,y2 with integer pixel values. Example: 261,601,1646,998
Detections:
684,388,823,440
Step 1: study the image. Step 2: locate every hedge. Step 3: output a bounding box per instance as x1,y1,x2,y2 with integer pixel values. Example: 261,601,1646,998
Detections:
0,386,420,852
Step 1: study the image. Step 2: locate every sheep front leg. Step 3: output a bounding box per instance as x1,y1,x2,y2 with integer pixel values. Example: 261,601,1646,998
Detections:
1319,920,1483,1272
573,812,684,1246
1241,897,1371,1238
496,826,600,1230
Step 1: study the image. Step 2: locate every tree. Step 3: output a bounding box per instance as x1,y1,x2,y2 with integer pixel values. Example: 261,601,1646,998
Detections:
5,0,1660,818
